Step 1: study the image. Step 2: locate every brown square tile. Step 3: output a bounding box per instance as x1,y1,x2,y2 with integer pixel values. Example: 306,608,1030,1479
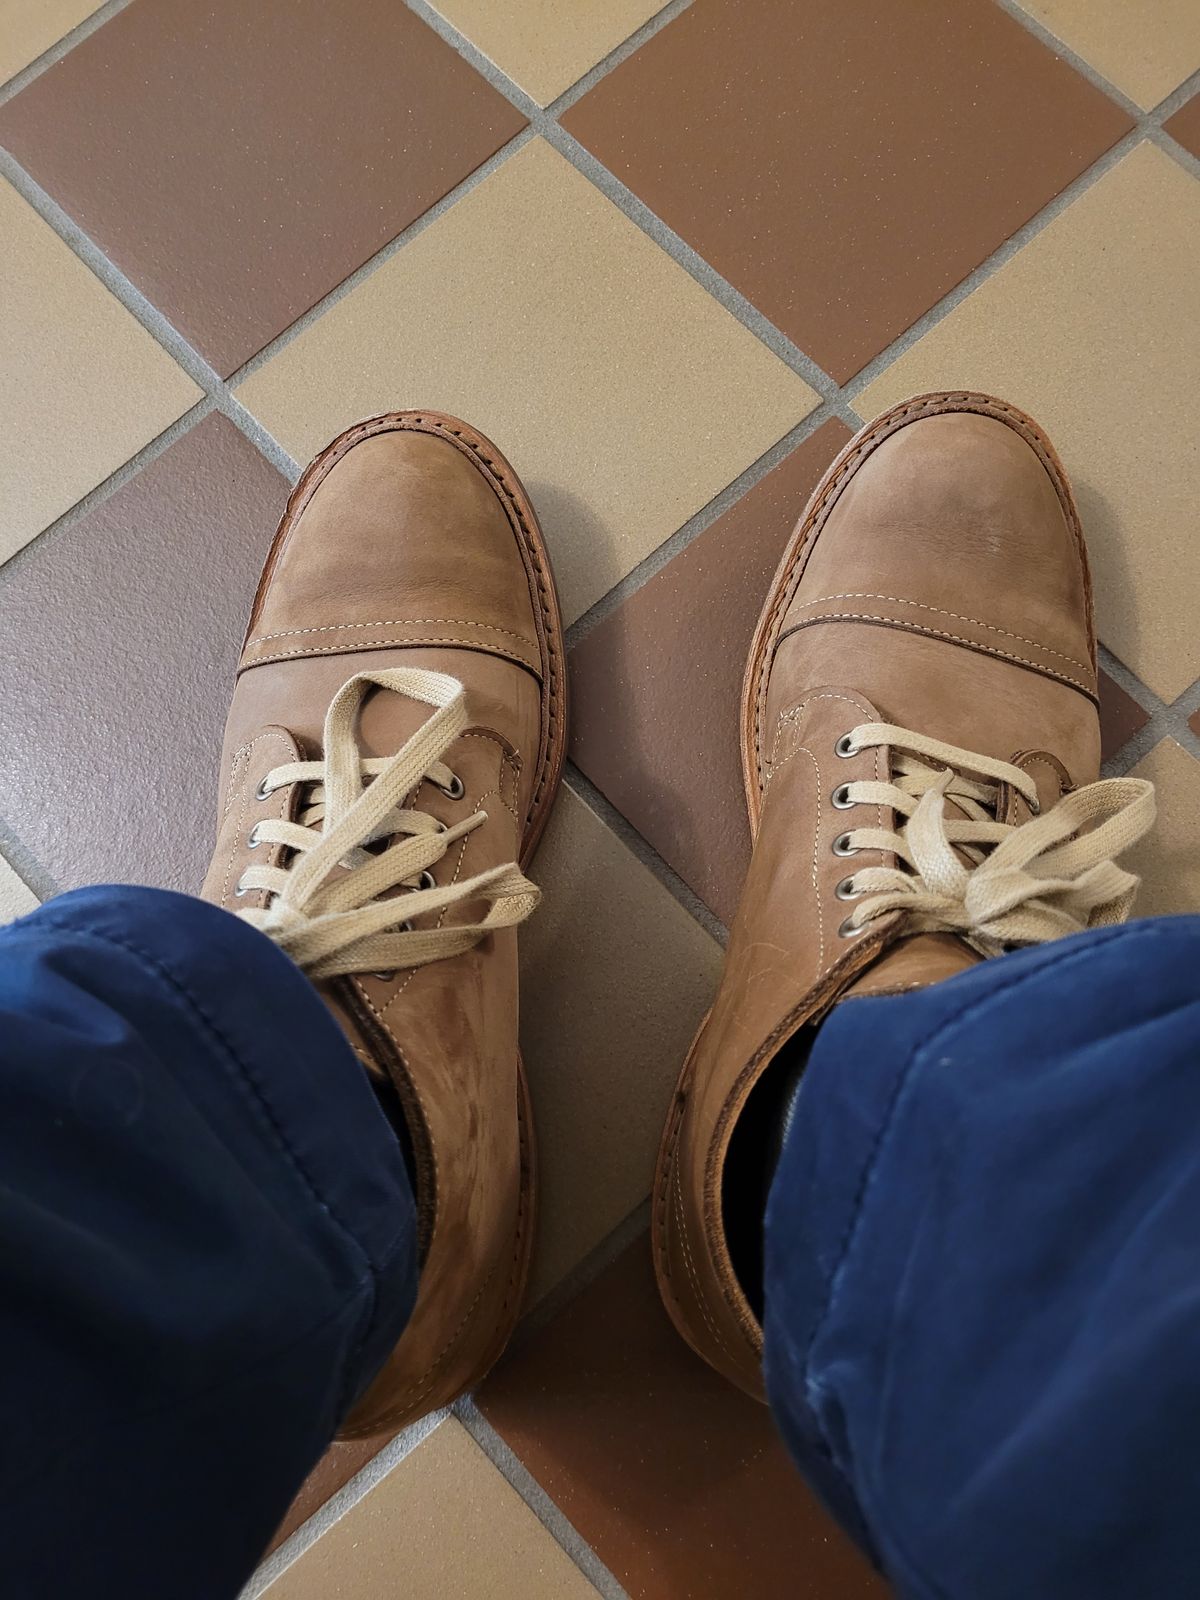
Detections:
0,0,524,374
1098,668,1151,762
480,1238,886,1599
1190,709,1200,742
1165,93,1200,159
562,0,1132,382
569,421,851,926
0,415,285,892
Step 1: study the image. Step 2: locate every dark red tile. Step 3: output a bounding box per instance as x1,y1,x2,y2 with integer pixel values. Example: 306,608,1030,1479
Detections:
0,416,285,892
570,421,852,925
1165,94,1200,159
562,0,1132,381
1189,708,1200,742
1098,667,1150,761
480,1238,886,1599
0,0,524,374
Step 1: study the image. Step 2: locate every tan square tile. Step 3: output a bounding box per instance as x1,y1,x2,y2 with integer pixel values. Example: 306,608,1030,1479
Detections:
1126,738,1200,919
0,855,38,924
857,144,1200,701
520,784,722,1300
0,0,103,85
262,1418,600,1598
429,0,668,104
237,138,816,625
0,178,201,563
1013,0,1200,108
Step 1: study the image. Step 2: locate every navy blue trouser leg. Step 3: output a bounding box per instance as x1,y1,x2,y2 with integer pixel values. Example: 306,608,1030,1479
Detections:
0,886,418,1600
765,915,1200,1599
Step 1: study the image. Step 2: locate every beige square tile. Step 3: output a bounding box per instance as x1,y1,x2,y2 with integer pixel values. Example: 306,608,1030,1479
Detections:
857,143,1200,701
428,0,668,104
1126,738,1200,919
0,855,38,923
1013,0,1200,109
0,179,201,564
0,0,104,85
237,138,816,626
520,783,722,1300
262,1418,601,1598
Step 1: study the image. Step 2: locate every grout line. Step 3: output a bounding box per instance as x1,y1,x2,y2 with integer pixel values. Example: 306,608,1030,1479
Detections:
0,397,215,590
1149,123,1200,182
509,1202,652,1352
987,0,1145,117
564,403,841,654
546,0,696,115
841,124,1145,404
0,146,300,483
540,121,851,412
227,123,538,389
0,816,59,904
565,765,728,946
240,1410,448,1598
0,0,136,107
453,1400,633,1600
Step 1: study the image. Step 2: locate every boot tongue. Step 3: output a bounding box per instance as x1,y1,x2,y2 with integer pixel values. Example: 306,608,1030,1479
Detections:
839,931,980,1001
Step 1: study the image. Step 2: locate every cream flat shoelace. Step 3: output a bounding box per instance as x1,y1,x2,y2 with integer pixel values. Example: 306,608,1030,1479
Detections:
832,722,1156,956
235,667,539,980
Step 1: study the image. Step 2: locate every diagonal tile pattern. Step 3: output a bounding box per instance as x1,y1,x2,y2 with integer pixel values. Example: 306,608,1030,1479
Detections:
262,1420,603,1598
480,1239,887,1599
857,143,1200,701
0,0,104,85
1011,0,1200,108
0,0,525,374
519,785,722,1299
0,176,201,562
570,420,852,923
1,0,1199,1591
0,416,284,892
1165,92,1200,158
0,853,38,924
427,0,669,104
562,0,1132,380
237,138,817,625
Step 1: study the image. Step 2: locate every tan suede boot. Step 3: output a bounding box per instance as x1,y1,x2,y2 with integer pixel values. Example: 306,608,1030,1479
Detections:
653,391,1154,1399
203,412,566,1435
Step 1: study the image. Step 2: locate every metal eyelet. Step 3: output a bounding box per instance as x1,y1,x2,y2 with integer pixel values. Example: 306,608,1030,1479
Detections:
832,832,858,856
831,784,855,809
834,875,863,901
418,870,436,890
838,915,865,938
372,970,396,982
255,778,274,802
246,826,261,850
233,882,249,898
444,773,465,800
835,734,856,758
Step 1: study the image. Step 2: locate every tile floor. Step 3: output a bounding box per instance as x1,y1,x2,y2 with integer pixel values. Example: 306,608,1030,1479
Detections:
0,1,1198,1595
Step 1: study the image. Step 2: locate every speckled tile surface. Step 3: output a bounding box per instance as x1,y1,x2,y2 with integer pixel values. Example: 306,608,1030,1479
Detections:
1,1,1197,1592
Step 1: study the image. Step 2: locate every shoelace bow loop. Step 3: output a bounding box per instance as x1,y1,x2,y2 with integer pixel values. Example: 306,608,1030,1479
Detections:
834,722,1155,956
235,666,539,980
